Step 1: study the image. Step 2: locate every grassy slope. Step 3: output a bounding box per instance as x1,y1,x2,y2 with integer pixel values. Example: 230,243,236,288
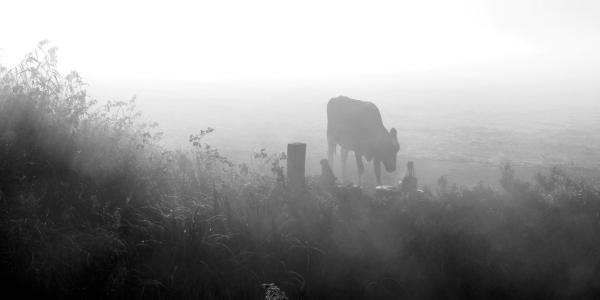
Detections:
1,43,600,299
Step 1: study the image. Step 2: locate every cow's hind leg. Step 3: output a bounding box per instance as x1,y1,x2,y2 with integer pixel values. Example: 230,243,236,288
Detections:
341,148,349,184
355,152,364,187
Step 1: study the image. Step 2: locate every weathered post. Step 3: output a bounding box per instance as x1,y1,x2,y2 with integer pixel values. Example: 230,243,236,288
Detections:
400,161,419,195
287,143,306,189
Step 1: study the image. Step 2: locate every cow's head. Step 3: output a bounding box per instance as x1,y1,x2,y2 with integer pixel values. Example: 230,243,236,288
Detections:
380,128,400,173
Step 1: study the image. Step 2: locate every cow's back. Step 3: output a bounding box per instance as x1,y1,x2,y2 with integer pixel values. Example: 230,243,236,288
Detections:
327,96,386,151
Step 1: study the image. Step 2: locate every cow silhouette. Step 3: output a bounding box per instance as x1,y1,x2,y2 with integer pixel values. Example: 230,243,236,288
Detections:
327,96,400,187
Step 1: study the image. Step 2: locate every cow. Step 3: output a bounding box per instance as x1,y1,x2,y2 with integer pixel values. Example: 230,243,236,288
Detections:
327,96,400,187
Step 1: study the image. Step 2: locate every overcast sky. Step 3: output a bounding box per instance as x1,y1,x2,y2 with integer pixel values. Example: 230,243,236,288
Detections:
1,0,599,83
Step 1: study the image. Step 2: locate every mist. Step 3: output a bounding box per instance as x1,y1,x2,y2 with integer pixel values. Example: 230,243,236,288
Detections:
83,57,600,189
2,1,600,299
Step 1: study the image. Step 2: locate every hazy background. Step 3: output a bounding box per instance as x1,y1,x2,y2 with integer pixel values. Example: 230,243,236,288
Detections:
2,0,599,188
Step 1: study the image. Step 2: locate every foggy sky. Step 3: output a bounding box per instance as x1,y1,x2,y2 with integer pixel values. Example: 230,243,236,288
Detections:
1,0,599,84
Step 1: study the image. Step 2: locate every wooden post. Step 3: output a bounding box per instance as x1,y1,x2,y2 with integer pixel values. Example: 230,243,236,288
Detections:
287,143,306,189
401,161,418,192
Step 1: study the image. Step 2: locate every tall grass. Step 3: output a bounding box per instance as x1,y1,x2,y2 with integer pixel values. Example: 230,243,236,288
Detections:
1,41,600,299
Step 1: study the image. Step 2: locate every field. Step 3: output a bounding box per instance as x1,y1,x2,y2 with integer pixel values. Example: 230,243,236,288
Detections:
89,76,600,190
2,42,600,299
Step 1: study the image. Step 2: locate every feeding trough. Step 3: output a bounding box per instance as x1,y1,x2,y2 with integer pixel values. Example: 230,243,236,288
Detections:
375,185,401,198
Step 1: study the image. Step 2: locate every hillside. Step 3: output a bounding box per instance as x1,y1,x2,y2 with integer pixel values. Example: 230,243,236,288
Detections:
2,41,600,299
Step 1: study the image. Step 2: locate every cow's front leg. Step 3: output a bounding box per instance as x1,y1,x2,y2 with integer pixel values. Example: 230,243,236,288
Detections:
355,152,364,187
327,137,336,170
374,157,382,187
341,148,349,183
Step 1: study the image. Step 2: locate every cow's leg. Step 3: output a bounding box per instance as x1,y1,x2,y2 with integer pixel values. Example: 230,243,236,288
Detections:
374,157,382,187
327,137,336,170
341,148,349,183
355,152,364,187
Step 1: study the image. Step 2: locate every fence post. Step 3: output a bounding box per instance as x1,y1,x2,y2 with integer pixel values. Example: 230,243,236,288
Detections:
287,143,306,189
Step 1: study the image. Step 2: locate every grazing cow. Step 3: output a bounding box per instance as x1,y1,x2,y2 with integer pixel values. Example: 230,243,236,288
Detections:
327,96,400,187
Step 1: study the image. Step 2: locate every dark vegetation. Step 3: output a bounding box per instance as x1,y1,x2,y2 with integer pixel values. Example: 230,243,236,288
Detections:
1,41,600,299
